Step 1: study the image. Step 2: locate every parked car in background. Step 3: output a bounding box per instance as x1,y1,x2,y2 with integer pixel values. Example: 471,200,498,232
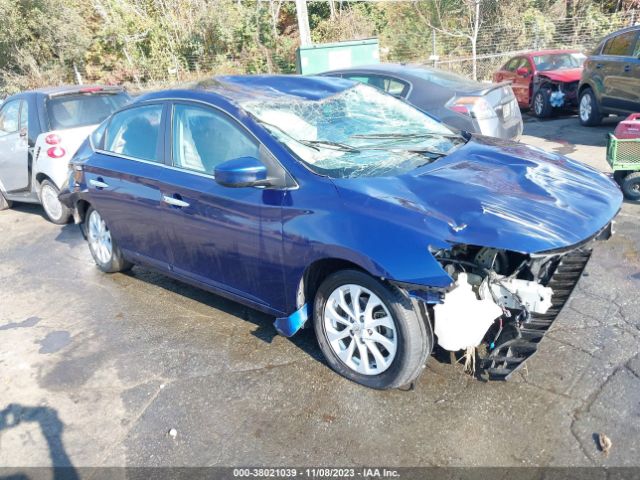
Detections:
494,50,586,118
321,64,523,140
579,25,640,126
60,75,621,389
0,85,130,223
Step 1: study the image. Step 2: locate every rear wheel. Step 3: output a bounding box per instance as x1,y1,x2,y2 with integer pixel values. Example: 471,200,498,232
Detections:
39,180,71,224
85,206,132,273
532,89,553,118
622,172,640,201
0,191,12,210
313,269,431,389
579,88,602,126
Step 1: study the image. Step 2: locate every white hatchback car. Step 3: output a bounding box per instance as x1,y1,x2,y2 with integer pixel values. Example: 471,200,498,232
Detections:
0,85,130,223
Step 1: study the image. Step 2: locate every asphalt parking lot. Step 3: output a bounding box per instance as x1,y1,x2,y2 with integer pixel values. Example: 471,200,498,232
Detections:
1,113,639,470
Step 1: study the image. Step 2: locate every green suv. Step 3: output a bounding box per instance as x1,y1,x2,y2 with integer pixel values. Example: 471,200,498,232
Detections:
579,25,640,126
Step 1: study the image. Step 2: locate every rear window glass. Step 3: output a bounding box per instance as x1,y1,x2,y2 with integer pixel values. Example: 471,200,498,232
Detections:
405,67,481,90
47,93,129,130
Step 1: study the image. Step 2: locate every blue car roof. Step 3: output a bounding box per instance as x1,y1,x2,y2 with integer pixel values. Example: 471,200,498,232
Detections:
140,75,358,105
215,75,357,101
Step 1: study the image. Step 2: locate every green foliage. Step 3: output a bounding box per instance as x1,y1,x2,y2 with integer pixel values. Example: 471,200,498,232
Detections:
0,0,635,95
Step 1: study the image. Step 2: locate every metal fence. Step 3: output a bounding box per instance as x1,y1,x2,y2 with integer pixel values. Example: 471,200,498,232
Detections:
62,6,640,91
396,9,640,81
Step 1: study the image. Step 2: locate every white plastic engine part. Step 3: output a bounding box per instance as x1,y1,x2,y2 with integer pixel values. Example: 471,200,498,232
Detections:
434,273,503,351
490,279,553,314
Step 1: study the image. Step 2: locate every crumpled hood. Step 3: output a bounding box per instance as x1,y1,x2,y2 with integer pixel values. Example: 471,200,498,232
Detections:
537,68,582,83
332,136,622,254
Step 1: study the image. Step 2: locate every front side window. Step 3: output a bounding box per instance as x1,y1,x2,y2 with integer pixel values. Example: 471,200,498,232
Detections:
104,104,163,162
602,31,638,57
0,100,20,135
243,83,464,179
172,104,260,174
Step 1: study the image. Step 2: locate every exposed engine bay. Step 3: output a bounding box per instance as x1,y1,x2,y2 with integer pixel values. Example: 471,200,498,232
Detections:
427,242,597,379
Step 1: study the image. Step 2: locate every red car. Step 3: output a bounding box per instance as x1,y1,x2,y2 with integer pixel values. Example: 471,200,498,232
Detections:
494,50,586,118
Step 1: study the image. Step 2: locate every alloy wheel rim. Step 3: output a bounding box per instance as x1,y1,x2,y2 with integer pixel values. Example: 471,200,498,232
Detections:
323,284,397,375
41,184,62,220
88,210,112,264
534,93,543,115
580,95,592,122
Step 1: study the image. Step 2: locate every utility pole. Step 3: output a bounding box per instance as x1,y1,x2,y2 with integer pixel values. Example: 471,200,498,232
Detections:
295,0,312,47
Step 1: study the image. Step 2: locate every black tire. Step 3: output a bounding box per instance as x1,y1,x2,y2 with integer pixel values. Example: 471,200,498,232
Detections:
621,172,640,201
532,89,553,118
0,190,12,210
39,179,71,224
579,88,602,126
613,170,627,186
84,206,133,273
313,269,432,390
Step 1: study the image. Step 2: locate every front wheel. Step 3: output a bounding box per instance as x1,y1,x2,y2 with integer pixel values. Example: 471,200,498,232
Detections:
532,89,553,118
313,270,432,389
85,206,132,273
579,88,602,126
39,180,71,224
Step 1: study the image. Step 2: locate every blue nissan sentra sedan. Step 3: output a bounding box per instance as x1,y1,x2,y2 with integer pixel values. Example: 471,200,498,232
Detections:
60,75,622,389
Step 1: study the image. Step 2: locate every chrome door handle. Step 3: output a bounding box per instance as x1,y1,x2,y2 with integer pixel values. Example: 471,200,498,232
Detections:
89,179,109,189
162,195,190,208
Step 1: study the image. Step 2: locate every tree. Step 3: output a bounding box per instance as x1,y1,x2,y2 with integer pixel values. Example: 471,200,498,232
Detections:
413,0,484,80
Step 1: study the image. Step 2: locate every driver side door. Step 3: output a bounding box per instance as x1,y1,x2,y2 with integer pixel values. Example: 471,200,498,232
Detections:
0,99,29,193
162,102,287,312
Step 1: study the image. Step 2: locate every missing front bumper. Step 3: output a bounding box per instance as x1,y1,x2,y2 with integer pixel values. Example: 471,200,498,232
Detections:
482,248,592,380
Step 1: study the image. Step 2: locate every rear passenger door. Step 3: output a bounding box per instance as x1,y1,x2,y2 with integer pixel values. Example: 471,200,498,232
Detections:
87,102,175,269
600,29,640,111
161,101,287,311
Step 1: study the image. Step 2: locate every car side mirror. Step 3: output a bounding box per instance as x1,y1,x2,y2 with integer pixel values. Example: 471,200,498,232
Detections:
516,67,529,77
214,156,270,188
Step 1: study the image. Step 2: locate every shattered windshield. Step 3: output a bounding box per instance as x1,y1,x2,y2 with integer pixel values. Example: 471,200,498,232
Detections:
241,84,465,178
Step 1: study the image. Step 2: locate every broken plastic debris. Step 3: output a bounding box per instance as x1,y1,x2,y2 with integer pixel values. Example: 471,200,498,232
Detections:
433,273,502,351
168,428,177,439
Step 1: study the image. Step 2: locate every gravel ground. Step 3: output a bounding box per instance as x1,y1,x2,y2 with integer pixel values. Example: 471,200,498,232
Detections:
0,113,639,470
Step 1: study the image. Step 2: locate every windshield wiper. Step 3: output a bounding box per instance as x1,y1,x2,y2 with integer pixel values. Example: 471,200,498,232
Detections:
298,139,360,153
351,132,465,141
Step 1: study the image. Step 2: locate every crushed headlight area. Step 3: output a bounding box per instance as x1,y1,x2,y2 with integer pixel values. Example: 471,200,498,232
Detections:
427,243,595,380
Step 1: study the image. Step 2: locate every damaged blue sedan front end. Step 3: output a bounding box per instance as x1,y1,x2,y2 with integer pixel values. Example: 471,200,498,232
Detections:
233,77,621,381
